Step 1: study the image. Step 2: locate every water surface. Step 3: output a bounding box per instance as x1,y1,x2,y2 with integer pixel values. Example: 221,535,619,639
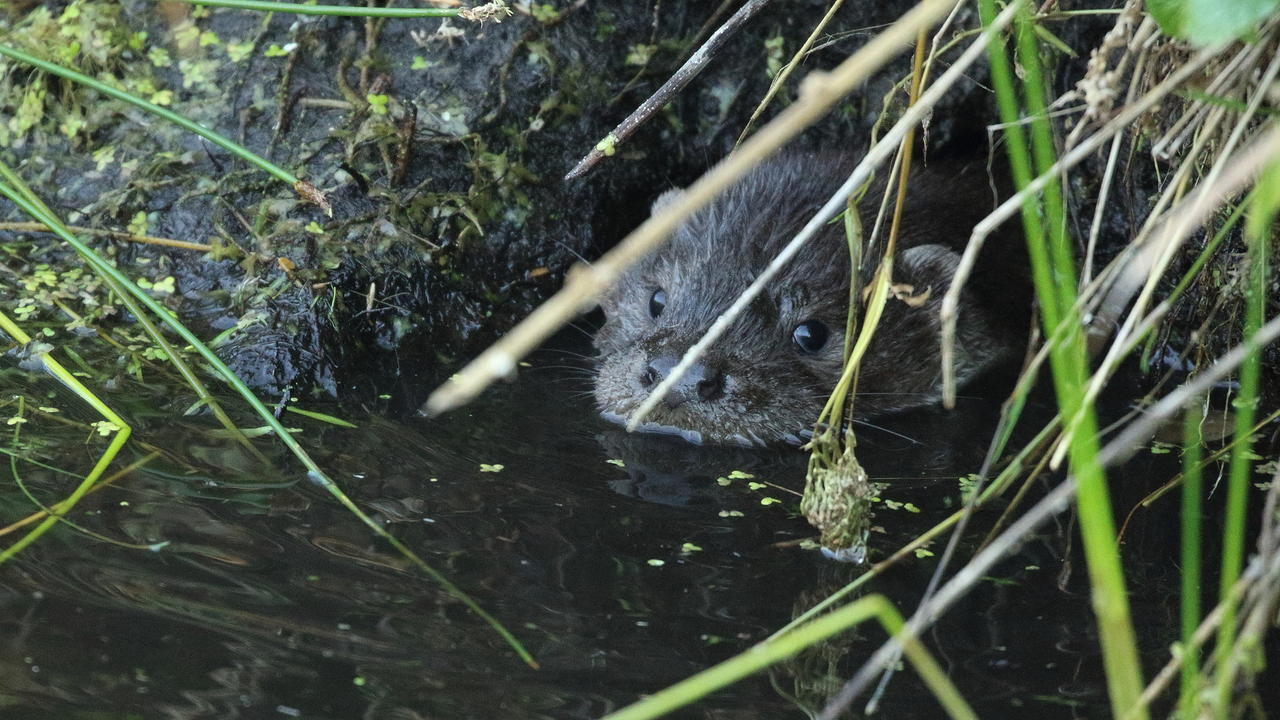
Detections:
0,340,1208,719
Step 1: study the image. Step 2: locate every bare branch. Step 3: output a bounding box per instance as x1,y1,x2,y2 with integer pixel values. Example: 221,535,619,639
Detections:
563,0,775,181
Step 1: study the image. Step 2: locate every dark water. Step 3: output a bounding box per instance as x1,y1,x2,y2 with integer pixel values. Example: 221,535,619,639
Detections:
0,337,1245,720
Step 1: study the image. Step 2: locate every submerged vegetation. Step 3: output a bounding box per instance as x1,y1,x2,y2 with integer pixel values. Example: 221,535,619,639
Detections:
2,0,1280,718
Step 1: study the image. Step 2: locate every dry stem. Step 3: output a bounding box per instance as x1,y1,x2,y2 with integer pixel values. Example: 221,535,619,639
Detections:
564,0,775,181
938,42,1223,405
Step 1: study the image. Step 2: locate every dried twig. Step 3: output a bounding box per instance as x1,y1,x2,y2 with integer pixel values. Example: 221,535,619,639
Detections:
563,0,775,181
938,42,1222,405
0,222,213,252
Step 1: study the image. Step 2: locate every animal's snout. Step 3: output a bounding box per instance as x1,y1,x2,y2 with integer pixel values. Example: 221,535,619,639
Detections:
640,355,726,408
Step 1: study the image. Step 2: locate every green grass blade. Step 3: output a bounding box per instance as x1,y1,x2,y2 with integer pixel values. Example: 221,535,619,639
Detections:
164,0,461,16
1179,401,1204,719
1212,156,1277,713
980,3,1146,716
603,595,977,720
0,43,330,214
0,175,535,668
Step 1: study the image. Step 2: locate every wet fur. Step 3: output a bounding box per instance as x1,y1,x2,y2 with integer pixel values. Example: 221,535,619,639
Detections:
593,153,1016,446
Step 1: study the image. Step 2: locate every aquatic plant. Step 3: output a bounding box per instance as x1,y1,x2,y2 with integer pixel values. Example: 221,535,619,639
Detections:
0,0,534,667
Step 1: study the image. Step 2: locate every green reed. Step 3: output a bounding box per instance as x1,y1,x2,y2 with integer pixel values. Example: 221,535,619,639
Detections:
602,594,977,720
979,1,1146,717
1210,157,1277,716
1179,400,1204,719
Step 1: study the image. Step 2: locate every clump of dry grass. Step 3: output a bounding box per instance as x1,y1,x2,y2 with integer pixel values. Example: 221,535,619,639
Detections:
832,5,1280,718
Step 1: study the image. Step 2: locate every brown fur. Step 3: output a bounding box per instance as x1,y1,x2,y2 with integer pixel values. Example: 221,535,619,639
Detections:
593,153,1018,446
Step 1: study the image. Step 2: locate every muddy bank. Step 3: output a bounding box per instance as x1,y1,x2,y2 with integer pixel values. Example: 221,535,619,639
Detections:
0,0,1029,403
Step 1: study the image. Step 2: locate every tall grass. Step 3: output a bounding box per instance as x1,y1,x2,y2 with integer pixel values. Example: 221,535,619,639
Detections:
979,0,1145,716
1179,402,1203,719
0,7,535,667
1208,155,1276,716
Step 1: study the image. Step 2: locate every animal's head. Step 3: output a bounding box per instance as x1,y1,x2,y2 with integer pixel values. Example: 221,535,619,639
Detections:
593,154,1010,445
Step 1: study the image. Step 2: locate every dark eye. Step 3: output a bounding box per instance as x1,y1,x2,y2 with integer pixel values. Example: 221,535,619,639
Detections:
792,320,829,354
649,288,667,318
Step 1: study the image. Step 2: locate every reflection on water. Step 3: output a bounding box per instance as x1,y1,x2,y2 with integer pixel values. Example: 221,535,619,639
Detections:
0,340,1181,719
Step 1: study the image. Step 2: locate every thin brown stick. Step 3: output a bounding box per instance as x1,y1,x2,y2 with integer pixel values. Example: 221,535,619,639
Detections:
424,0,958,415
860,26,939,706
0,222,213,252
734,0,851,146
563,0,775,181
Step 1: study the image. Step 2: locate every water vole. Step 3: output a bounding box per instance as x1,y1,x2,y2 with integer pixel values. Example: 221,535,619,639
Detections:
593,153,1019,446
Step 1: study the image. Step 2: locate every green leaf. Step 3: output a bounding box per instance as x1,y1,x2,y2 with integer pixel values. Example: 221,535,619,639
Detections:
1246,156,1280,240
284,406,357,428
1148,0,1279,46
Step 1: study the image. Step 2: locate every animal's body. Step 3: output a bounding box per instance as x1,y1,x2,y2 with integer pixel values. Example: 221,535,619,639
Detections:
593,153,1021,446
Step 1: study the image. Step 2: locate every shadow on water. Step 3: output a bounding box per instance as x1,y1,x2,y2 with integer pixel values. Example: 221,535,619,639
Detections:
0,334,1215,719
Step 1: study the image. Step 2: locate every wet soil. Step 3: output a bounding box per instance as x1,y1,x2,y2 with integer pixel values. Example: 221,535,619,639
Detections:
1,0,1030,402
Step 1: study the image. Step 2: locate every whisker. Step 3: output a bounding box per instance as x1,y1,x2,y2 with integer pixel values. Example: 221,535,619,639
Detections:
564,321,599,340
534,348,597,361
554,240,594,266
849,419,922,444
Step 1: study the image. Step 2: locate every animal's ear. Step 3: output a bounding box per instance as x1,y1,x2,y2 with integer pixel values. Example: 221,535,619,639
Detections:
896,244,961,287
650,188,685,216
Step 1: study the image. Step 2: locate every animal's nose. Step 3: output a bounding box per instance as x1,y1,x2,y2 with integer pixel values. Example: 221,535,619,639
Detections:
640,355,725,408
